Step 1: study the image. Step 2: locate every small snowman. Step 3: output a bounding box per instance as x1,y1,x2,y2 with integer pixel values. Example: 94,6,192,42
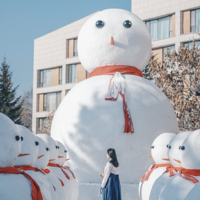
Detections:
33,136,66,200
179,129,200,200
0,113,37,200
139,132,175,200
38,134,72,199
51,9,179,193
56,140,79,200
156,131,192,200
15,125,53,200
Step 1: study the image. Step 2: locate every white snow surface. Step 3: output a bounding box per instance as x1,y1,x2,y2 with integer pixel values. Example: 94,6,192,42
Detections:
51,74,179,186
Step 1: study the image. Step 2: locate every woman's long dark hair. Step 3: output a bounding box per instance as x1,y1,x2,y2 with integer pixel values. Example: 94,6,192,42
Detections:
107,148,119,167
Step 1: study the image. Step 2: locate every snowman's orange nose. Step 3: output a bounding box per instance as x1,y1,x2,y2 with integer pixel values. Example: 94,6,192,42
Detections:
147,155,153,159
110,37,114,45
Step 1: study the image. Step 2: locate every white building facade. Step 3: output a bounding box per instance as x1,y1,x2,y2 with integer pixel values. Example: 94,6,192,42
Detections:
32,13,98,134
132,0,200,64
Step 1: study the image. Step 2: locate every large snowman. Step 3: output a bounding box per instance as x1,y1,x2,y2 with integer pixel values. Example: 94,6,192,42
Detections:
51,8,178,198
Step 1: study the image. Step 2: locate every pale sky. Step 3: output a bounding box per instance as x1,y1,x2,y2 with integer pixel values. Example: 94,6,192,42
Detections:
0,0,131,97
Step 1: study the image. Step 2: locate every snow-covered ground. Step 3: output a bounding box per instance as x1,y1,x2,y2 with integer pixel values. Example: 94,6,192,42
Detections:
78,183,139,200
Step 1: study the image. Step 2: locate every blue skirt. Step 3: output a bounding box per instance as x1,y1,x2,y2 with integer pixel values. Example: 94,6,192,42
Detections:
102,173,122,200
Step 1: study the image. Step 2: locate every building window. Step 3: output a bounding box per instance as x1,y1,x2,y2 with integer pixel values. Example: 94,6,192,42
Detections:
38,92,61,112
43,92,61,112
152,45,175,65
38,67,62,88
183,40,200,49
191,9,200,32
146,15,174,41
66,64,77,83
67,38,78,58
37,118,47,133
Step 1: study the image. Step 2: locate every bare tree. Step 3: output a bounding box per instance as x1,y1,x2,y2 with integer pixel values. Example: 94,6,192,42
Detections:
37,110,55,135
148,41,200,131
20,89,32,130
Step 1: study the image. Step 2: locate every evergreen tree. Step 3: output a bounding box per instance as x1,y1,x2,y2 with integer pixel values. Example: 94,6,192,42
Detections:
0,57,23,124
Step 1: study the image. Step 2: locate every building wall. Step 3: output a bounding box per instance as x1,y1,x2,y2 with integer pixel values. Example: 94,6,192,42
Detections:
132,0,200,53
32,12,99,134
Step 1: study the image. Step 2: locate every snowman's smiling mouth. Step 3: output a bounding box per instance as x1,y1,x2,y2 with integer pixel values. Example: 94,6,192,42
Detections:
162,158,170,161
58,156,64,158
174,159,181,163
38,155,44,159
18,154,30,157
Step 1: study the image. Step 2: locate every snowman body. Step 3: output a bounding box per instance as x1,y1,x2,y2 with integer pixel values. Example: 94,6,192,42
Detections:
159,173,196,200
52,74,178,184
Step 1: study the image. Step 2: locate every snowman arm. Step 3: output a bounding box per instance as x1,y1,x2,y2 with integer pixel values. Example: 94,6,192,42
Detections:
101,162,112,188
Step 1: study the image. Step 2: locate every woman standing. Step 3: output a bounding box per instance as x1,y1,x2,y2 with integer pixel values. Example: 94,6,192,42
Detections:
99,148,122,200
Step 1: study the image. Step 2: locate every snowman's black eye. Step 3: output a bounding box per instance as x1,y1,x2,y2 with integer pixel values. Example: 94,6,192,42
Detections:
64,150,67,153
96,20,104,28
46,148,49,151
56,146,60,149
150,146,154,149
123,20,132,28
180,146,185,150
167,145,169,148
168,145,171,149
15,135,20,141
35,141,39,146
21,136,23,141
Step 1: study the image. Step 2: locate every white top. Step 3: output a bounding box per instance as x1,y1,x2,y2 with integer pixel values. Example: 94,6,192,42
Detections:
101,162,119,188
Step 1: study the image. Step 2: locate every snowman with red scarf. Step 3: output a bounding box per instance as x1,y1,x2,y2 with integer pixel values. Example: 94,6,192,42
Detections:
51,9,179,198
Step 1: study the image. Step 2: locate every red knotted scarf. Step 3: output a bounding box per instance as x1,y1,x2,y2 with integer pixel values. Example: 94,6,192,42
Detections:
163,166,182,177
15,165,45,175
141,163,172,182
48,163,70,180
42,168,65,186
63,166,76,179
163,166,200,184
0,166,43,200
88,65,143,134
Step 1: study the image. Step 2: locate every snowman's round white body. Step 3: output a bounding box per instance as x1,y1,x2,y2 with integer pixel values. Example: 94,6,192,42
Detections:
51,9,179,199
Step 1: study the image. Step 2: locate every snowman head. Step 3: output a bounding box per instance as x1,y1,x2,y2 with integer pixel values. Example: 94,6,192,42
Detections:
33,136,50,169
37,134,58,164
0,113,21,167
168,131,192,168
151,133,175,164
179,129,200,169
15,125,39,166
55,141,67,166
78,9,151,73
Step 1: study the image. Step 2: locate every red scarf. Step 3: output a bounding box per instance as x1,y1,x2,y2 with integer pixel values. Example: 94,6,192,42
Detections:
63,166,76,179
0,166,43,200
15,165,45,175
48,163,70,180
42,168,65,186
141,163,172,182
163,167,200,184
88,65,143,134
